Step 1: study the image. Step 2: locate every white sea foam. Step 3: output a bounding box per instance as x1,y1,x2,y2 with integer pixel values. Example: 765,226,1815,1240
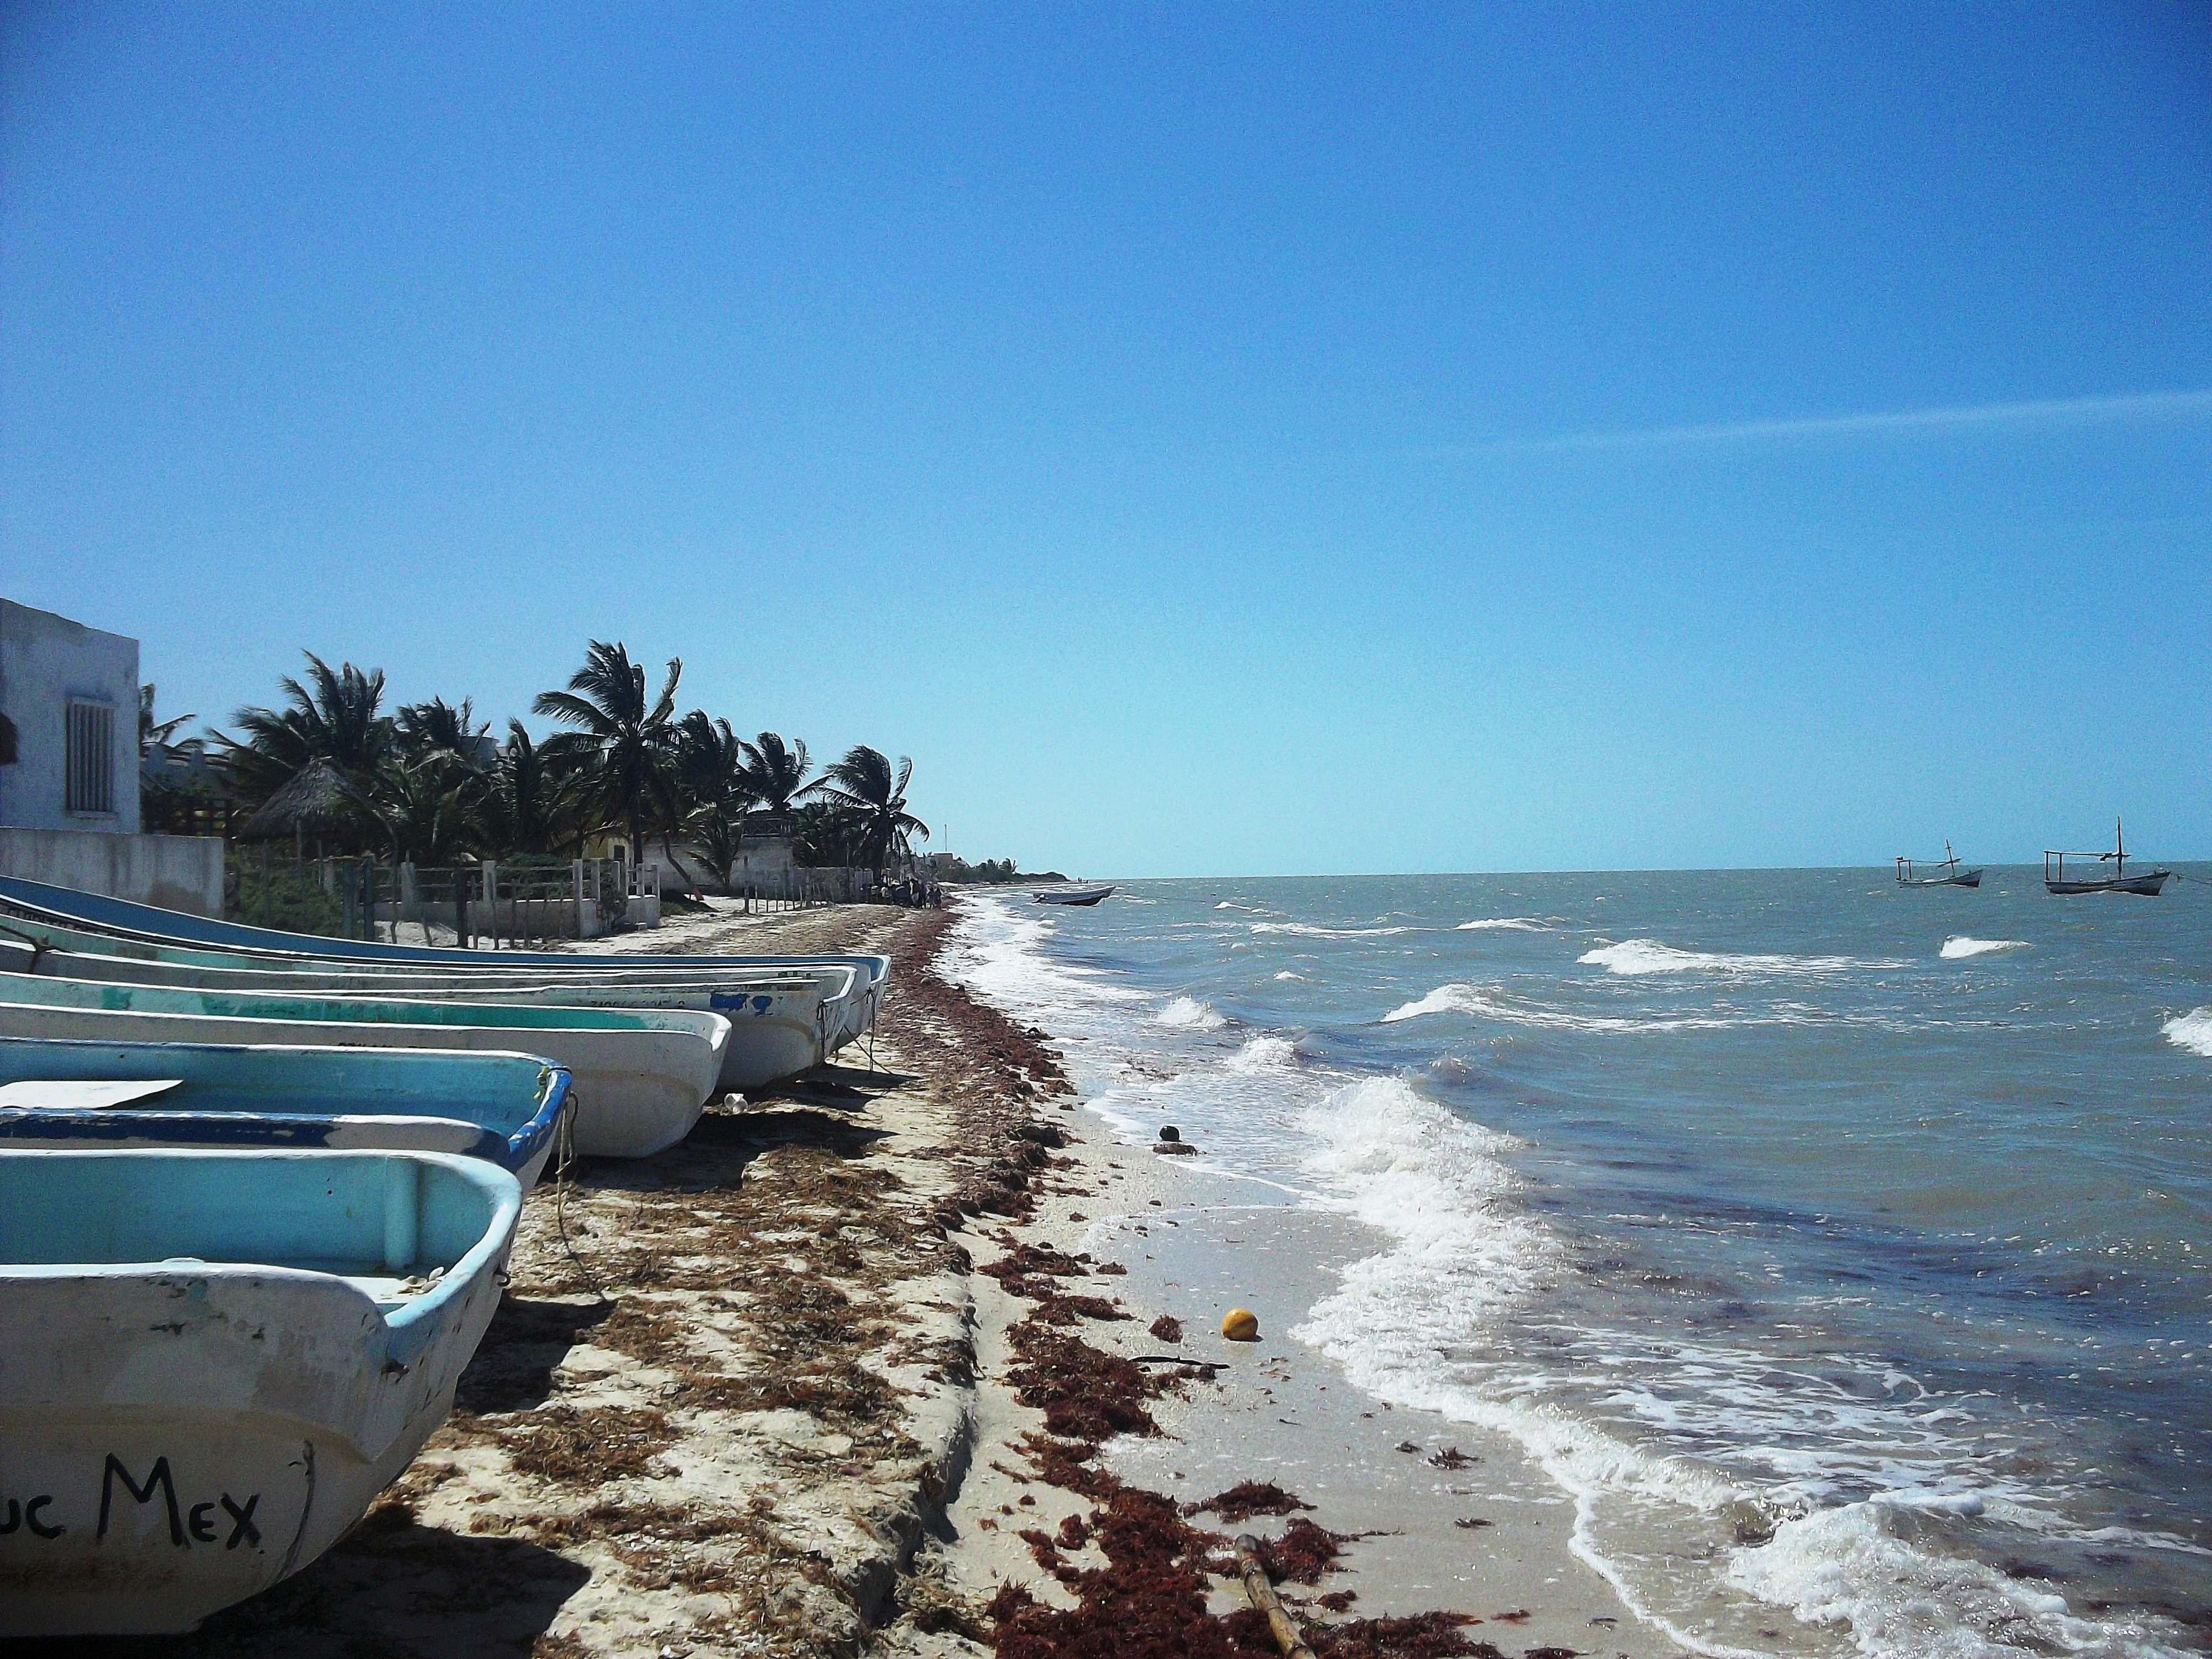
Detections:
1939,936,2030,960
1728,1499,2197,1658
1274,970,1305,981
1579,939,1905,978
1382,981,1820,1034
1157,994,1227,1030
1457,916,1549,931
1251,921,1423,938
2164,1008,2212,1058
1227,1034,1302,1074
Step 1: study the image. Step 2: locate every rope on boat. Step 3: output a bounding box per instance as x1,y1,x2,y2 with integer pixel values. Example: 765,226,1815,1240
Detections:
1234,1535,1318,1659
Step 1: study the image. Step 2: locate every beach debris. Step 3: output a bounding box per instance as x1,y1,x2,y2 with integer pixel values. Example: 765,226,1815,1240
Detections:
1426,1446,1477,1469
1186,1481,1313,1522
1223,1307,1261,1341
1252,1516,1353,1584
1151,1314,1185,1343
1491,1610,1531,1624
1235,1532,1321,1658
1453,1517,1492,1530
1157,1136,1199,1155
1395,1441,1420,1454
1160,1125,1181,1142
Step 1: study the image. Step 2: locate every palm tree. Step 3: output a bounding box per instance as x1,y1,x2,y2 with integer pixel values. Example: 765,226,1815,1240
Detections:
371,752,483,866
395,696,490,764
803,745,928,877
138,685,195,757
533,641,688,878
476,721,588,857
738,732,812,816
677,712,759,891
220,652,395,804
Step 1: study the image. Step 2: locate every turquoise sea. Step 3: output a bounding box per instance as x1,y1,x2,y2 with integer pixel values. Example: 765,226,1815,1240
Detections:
947,868,2212,1657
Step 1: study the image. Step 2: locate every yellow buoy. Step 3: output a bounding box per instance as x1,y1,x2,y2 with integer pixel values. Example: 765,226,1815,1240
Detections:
1220,1307,1260,1342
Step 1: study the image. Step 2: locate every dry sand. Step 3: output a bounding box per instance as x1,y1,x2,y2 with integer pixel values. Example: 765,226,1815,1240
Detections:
22,895,1693,1658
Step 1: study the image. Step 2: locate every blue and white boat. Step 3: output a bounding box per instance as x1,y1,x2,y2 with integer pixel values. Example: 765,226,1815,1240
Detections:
0,1035,569,1188
0,976,727,1159
0,1147,520,1635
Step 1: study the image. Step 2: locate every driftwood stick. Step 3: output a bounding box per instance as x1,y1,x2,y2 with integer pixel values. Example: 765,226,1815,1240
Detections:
1234,1533,1318,1659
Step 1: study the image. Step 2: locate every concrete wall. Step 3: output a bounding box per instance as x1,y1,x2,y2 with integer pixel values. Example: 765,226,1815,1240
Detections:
0,826,226,916
0,598,142,834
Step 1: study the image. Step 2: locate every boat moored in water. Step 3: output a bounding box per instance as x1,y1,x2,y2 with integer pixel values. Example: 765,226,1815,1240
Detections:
0,1147,519,1635
1896,841,1983,888
2045,818,2172,896
1033,884,1115,906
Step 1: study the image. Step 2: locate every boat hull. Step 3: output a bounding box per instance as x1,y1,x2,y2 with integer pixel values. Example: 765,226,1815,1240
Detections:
0,1035,569,1188
0,995,723,1159
1900,871,1982,888
2046,873,2169,896
0,1149,519,1634
1033,885,1114,906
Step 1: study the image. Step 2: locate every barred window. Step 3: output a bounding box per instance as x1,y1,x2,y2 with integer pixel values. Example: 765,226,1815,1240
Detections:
66,700,115,815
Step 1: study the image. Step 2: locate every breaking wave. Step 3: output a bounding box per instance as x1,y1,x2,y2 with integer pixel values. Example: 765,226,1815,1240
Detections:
1940,936,2030,960
1158,994,1227,1030
1251,921,1423,938
1457,916,1549,931
1579,939,1905,978
1227,1034,1302,1073
1382,981,1821,1034
2164,1008,2212,1058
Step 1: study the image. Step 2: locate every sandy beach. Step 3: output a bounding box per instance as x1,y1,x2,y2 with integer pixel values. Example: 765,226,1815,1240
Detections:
19,894,1680,1658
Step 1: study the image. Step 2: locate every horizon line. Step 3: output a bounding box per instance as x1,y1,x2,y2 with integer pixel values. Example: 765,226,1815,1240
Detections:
1455,388,2212,456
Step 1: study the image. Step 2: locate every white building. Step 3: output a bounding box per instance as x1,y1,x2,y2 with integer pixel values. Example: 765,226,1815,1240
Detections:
0,598,140,833
0,598,224,914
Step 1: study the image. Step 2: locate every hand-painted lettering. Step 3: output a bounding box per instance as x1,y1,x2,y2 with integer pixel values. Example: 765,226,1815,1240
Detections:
221,1492,261,1549
189,1501,218,1543
0,1495,63,1538
98,1454,185,1546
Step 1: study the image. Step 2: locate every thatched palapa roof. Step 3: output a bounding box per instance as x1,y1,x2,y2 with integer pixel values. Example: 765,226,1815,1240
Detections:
238,756,377,841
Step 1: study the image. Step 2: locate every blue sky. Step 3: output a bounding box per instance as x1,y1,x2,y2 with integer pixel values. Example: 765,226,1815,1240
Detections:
3,3,2206,875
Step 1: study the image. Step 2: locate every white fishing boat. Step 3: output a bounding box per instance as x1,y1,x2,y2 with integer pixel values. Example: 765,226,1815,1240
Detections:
0,1147,520,1635
0,978,726,1159
0,1035,571,1188
1032,884,1115,906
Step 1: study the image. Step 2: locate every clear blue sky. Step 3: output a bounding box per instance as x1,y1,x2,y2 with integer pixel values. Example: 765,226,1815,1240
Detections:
4,3,2206,875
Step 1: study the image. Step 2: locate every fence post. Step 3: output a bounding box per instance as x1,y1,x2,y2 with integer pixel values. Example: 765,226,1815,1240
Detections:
455,866,469,948
482,859,499,949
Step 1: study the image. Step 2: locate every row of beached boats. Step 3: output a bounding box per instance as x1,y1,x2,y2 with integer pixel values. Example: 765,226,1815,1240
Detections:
0,873,890,1635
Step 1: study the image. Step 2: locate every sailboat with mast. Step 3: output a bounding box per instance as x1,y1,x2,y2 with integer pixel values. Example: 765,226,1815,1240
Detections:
1897,841,1981,888
2044,818,2172,896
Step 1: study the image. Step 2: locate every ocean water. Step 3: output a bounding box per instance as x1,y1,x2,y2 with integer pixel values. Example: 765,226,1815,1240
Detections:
943,869,2212,1658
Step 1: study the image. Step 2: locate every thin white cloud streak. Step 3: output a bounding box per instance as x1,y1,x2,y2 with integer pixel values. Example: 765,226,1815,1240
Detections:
1458,389,2212,456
